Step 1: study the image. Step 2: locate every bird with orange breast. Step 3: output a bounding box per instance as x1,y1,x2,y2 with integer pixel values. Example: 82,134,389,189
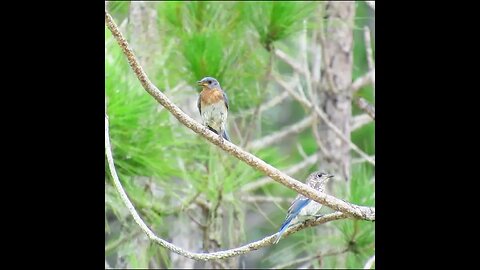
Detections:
197,77,231,142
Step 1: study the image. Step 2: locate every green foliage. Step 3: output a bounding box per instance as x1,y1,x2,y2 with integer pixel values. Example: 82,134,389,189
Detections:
106,28,179,179
242,1,316,51
182,32,227,83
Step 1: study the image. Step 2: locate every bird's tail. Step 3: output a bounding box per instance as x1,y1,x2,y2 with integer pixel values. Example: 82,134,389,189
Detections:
273,215,295,244
222,130,231,142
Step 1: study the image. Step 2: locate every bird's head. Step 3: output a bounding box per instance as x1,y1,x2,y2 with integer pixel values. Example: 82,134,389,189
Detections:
197,77,220,90
307,171,334,190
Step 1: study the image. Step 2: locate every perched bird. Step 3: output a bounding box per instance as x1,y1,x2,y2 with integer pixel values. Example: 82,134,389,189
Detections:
197,77,231,142
273,171,334,244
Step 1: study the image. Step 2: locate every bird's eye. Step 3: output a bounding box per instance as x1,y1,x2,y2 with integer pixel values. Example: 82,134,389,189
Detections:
207,80,212,84
317,173,323,177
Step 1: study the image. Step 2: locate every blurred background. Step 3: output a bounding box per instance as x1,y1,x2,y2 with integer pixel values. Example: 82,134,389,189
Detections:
105,1,374,268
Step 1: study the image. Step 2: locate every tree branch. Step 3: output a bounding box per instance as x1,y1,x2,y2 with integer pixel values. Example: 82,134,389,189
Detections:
241,195,291,204
351,69,374,92
248,116,314,151
364,25,375,98
351,114,373,131
105,10,375,221
274,48,306,76
364,26,375,72
354,97,375,120
240,153,318,193
352,155,375,164
235,91,289,119
272,247,349,269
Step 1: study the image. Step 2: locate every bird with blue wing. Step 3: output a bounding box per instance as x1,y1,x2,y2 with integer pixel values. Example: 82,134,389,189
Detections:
197,77,231,142
273,171,334,244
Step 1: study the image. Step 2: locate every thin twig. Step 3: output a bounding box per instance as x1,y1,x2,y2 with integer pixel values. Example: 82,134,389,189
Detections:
296,142,309,160
351,69,374,92
234,91,289,119
105,10,375,221
273,49,306,76
241,154,318,193
105,230,142,253
248,116,314,151
241,195,291,204
364,25,375,96
364,26,374,72
351,114,373,131
311,114,331,157
352,155,375,164
272,247,349,269
186,209,206,229
195,197,211,212
354,97,375,120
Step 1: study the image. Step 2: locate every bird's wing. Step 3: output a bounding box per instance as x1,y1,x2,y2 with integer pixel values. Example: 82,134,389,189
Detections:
279,196,311,232
197,95,202,114
287,195,310,215
222,91,229,111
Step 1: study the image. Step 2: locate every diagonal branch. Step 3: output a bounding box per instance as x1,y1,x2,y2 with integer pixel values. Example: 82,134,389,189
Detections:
351,69,374,93
241,153,318,193
354,97,375,120
234,91,289,119
274,48,306,76
105,10,375,221
353,155,375,164
241,195,291,204
248,116,314,151
272,247,349,269
351,114,373,131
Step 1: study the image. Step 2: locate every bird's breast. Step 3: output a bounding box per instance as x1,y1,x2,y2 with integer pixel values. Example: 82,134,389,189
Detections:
200,88,225,106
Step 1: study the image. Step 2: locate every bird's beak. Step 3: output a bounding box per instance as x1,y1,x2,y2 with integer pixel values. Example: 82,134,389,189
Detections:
327,174,334,178
197,81,207,86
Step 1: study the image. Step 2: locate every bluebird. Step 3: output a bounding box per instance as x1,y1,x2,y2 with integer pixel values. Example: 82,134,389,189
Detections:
197,77,231,142
273,171,334,244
